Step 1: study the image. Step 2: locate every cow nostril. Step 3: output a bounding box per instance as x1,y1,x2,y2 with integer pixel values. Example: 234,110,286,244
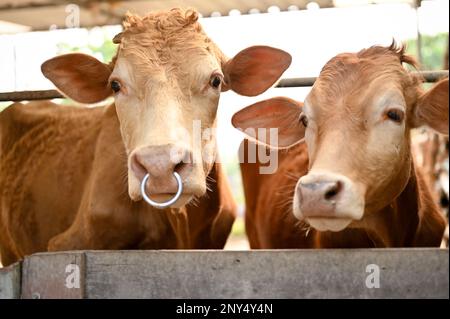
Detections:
131,153,147,180
173,150,192,173
174,161,183,171
324,181,342,200
174,161,191,176
325,189,337,200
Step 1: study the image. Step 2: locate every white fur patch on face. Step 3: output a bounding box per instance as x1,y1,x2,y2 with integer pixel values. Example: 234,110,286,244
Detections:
306,217,353,232
189,56,223,91
110,58,134,92
366,90,406,169
302,98,318,159
303,98,314,117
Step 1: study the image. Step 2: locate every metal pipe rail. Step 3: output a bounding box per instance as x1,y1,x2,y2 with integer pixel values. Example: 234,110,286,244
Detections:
0,70,447,102
276,70,449,88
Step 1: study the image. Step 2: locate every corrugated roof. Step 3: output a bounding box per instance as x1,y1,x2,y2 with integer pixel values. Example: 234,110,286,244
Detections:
0,0,415,32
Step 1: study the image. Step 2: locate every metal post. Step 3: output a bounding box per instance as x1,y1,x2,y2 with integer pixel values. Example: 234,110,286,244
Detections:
415,0,423,65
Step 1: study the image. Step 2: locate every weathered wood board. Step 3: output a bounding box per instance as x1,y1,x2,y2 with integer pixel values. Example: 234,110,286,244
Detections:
83,249,449,299
0,262,21,299
1,249,448,299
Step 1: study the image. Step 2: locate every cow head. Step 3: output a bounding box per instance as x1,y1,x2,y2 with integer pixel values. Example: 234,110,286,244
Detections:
233,42,449,232
42,9,291,207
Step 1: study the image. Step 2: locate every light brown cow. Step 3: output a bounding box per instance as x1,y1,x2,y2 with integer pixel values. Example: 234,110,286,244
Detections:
234,43,448,248
0,9,292,266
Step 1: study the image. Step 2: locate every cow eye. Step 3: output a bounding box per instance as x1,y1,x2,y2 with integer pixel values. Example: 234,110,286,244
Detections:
386,109,404,123
111,80,121,93
210,74,222,89
300,114,309,127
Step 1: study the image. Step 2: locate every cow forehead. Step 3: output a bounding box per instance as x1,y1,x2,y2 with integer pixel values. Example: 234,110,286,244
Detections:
311,77,405,109
112,11,225,77
308,53,412,117
112,53,221,100
119,34,219,65
113,33,223,91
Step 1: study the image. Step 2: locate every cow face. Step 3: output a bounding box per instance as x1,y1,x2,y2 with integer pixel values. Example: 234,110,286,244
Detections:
233,43,448,232
42,9,291,207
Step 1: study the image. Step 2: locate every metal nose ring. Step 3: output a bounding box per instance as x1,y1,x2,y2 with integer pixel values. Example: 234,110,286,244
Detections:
140,172,183,208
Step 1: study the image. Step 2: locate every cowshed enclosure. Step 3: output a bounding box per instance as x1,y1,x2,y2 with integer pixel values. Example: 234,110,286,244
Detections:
0,0,449,299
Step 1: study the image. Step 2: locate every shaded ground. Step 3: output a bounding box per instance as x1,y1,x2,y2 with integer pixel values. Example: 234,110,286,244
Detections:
224,235,250,250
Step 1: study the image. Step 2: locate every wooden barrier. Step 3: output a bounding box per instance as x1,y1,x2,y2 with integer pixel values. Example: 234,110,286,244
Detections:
1,248,448,299
0,262,21,299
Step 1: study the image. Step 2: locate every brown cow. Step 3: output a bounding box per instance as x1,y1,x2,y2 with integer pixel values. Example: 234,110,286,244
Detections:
0,9,292,266
234,43,448,248
411,41,449,246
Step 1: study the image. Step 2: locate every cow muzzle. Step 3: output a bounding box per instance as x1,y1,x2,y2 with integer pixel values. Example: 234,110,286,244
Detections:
128,144,205,207
293,170,365,232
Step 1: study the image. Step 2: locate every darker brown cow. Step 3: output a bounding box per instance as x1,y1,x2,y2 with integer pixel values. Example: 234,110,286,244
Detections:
234,43,448,248
0,9,292,266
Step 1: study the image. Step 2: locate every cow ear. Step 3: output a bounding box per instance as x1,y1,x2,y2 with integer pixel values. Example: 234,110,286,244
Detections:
412,78,449,135
232,97,304,148
41,53,112,104
222,46,291,96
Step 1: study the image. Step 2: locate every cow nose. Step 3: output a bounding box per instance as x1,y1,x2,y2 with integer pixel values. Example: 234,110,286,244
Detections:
296,180,343,217
298,181,343,201
130,144,192,194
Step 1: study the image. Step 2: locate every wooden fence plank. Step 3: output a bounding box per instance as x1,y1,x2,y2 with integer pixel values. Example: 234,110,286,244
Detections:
21,252,85,299
12,249,448,299
80,249,448,299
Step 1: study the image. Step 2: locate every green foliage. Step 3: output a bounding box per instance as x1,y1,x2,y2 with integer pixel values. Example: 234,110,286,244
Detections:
55,30,118,105
57,31,117,63
231,216,246,236
406,32,449,70
223,159,245,206
0,102,11,112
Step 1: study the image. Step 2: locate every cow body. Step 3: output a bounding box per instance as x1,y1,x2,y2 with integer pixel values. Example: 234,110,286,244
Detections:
235,43,447,248
0,101,236,266
0,9,292,266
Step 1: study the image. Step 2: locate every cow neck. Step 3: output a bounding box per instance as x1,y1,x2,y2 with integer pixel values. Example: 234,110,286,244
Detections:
165,207,192,249
363,159,420,247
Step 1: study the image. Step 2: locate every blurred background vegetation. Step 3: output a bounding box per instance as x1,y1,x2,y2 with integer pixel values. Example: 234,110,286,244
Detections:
406,32,448,70
57,31,449,70
57,34,117,62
